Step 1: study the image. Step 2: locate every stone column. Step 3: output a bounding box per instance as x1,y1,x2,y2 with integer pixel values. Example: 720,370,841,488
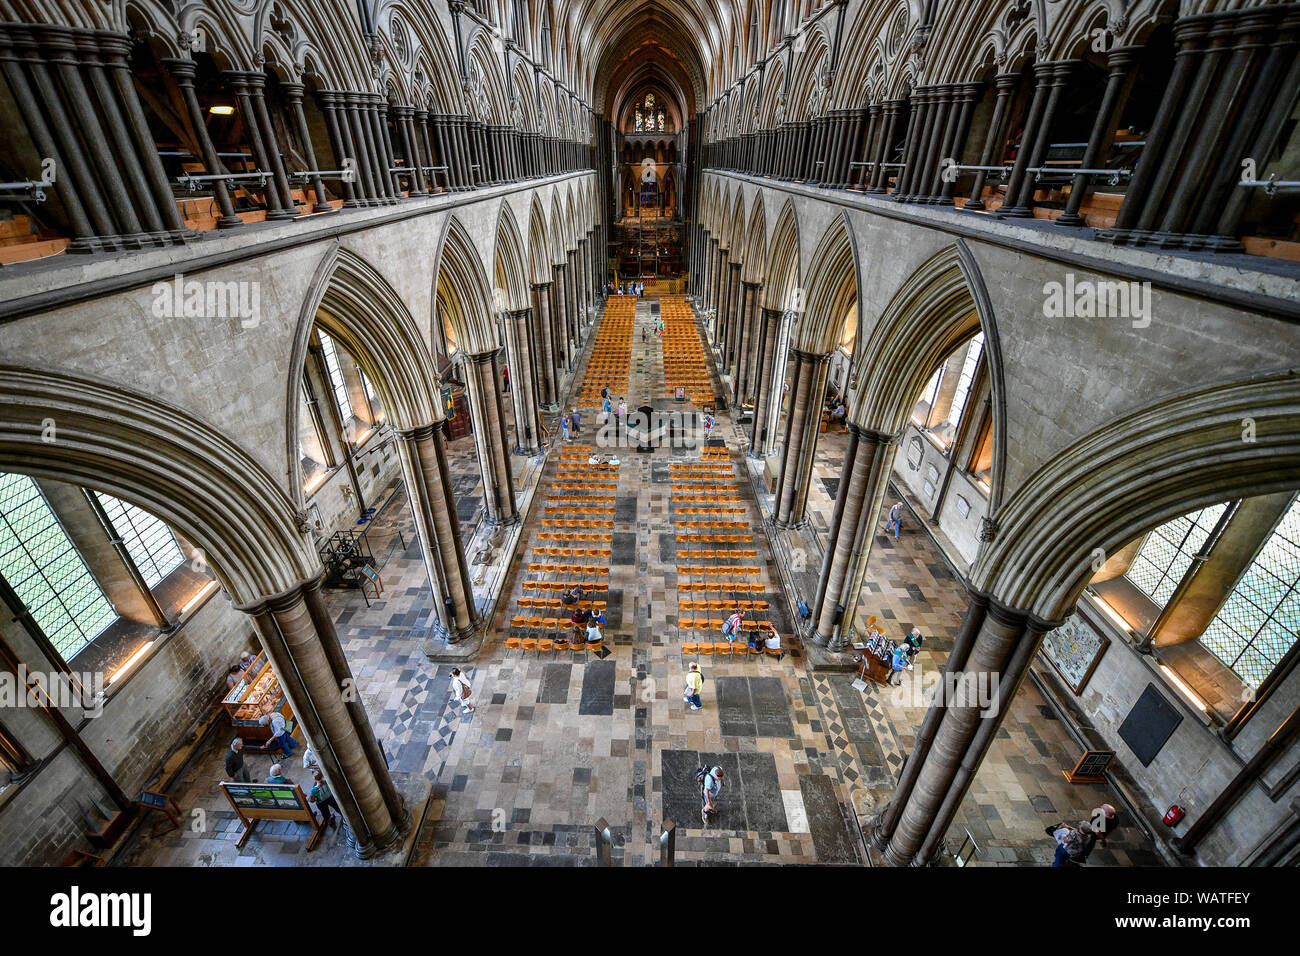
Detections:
749,307,783,454
315,92,361,207
725,261,743,371
964,73,1019,211
94,34,191,242
551,264,570,373
506,307,541,453
869,100,904,192
163,58,242,228
774,349,830,528
813,426,882,644
465,348,518,524
873,593,1050,866
246,579,406,858
283,82,334,212
396,422,478,641
225,72,295,219
933,84,983,203
531,282,558,408
1058,49,1139,226
1002,62,1077,217
735,281,759,401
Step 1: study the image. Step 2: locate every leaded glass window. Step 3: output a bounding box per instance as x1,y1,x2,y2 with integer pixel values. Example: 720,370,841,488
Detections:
94,493,184,588
1125,504,1229,606
0,474,116,659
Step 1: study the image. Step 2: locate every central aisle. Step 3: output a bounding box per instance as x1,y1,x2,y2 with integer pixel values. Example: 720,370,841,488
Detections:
409,295,876,865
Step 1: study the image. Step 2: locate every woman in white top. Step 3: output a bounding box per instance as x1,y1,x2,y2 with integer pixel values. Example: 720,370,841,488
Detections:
449,667,474,713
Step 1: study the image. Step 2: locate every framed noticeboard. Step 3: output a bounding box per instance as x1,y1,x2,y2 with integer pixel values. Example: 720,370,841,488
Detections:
1041,608,1110,695
219,781,323,851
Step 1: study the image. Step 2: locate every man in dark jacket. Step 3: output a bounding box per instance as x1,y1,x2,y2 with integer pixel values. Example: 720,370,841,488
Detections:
225,738,251,782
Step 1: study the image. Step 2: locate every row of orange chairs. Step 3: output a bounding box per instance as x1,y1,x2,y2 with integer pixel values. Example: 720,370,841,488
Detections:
679,599,769,612
676,520,750,530
677,549,759,559
682,640,781,660
519,597,607,610
674,506,747,516
537,531,612,542
534,547,613,558
677,565,763,576
505,630,604,657
523,580,606,593
677,582,766,594
676,533,754,543
527,562,610,574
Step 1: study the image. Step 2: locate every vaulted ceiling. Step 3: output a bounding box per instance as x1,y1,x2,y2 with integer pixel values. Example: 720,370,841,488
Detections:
556,0,738,126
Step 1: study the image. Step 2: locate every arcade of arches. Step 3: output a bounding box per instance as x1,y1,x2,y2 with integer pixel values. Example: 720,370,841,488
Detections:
0,0,1297,870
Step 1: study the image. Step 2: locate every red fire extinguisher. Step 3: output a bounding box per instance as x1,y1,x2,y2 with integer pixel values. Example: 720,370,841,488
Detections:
1163,804,1185,826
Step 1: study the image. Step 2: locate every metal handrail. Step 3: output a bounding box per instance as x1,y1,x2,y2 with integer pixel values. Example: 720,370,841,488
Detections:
0,180,52,202
176,170,269,191
1238,175,1300,197
289,168,356,183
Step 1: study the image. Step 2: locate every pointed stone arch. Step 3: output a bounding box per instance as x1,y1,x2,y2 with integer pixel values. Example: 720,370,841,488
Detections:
796,212,862,354
972,369,1300,622
432,214,500,355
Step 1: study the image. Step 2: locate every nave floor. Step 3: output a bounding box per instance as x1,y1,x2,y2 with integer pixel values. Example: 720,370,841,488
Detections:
124,297,1160,867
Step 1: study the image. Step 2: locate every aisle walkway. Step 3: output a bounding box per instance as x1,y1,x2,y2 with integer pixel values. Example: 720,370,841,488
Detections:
408,295,870,865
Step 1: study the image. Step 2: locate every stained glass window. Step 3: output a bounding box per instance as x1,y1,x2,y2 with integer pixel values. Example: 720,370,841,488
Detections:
1200,496,1300,685
0,473,117,659
94,493,184,588
1125,503,1229,607
635,109,643,131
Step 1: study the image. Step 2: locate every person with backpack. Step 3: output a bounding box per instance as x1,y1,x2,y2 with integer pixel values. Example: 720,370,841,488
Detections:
683,662,704,711
449,667,474,714
721,609,744,642
703,413,714,442
1048,822,1090,866
699,765,724,823
310,769,341,829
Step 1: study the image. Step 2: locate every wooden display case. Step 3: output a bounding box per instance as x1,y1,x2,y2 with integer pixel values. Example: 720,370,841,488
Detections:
222,652,289,741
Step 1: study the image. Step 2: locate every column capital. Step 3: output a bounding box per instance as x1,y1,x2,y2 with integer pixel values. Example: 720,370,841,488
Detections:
465,346,505,365
531,280,554,291
395,420,445,442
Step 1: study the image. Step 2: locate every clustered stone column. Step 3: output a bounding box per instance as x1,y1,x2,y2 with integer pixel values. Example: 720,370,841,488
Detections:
748,306,784,456
0,24,193,251
396,421,478,642
773,348,830,528
872,593,1054,866
811,427,898,646
505,306,542,453
1102,4,1300,250
733,280,761,402
531,281,559,407
464,347,518,525
245,579,408,858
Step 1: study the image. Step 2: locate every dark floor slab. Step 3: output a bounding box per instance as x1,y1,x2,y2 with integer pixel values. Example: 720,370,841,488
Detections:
611,532,637,565
715,675,756,737
799,773,858,864
578,659,616,716
750,676,796,738
660,749,703,827
537,662,572,704
615,497,639,523
737,751,788,832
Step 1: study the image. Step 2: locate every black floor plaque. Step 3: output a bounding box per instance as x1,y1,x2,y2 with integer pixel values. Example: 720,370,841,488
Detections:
578,659,616,715
800,773,858,863
537,662,571,704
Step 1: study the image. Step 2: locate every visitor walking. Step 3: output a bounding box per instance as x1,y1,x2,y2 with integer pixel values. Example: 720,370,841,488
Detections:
570,408,583,435
683,661,704,711
617,397,627,420
502,364,510,393
699,765,724,823
561,413,570,441
310,770,341,829
885,501,903,538
449,667,474,714
703,412,714,442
